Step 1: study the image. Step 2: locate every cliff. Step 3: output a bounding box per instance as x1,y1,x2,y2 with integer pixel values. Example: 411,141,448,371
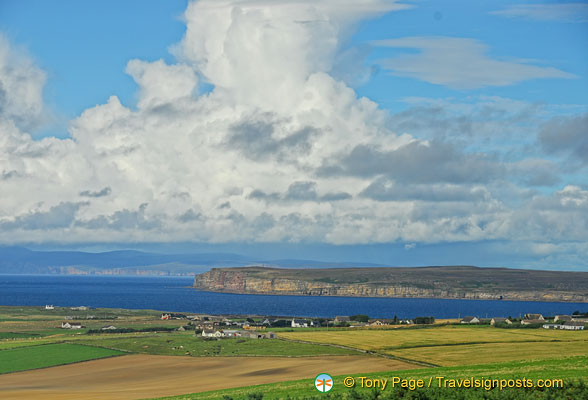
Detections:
193,266,588,302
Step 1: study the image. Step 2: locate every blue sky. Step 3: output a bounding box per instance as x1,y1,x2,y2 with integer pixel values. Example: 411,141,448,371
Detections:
0,0,587,270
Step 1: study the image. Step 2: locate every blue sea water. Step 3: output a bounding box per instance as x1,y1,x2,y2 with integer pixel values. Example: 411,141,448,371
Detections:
0,274,585,319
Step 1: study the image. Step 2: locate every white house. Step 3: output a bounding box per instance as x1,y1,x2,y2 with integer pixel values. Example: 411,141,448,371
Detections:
101,325,117,330
461,316,480,324
61,322,83,329
45,305,54,310
291,319,309,328
202,329,223,338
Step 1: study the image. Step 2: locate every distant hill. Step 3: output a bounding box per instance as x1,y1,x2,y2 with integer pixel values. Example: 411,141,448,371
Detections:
194,266,588,302
0,246,251,276
0,247,384,276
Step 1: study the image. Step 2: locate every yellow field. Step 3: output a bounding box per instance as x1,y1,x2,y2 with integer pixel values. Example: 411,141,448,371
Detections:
393,340,588,366
279,326,588,366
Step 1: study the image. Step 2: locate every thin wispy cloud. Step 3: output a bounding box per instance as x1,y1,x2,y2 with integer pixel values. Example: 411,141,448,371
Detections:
491,3,588,23
373,36,575,89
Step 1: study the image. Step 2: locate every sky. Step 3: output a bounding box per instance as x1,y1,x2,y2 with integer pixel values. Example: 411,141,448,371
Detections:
0,0,587,270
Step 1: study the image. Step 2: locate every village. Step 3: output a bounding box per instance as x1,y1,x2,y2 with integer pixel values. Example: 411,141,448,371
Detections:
155,311,587,337
54,305,587,334
49,300,588,336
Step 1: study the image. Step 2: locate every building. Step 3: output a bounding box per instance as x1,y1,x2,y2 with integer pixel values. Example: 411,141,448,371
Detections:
572,317,588,323
521,319,544,325
101,325,117,330
70,306,88,311
334,316,350,324
461,316,480,324
561,321,585,331
202,329,222,338
554,315,572,323
523,314,545,321
45,305,54,310
542,324,560,329
291,319,309,328
490,318,512,325
61,322,83,329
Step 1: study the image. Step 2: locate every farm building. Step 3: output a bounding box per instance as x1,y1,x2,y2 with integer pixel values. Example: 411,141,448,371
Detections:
461,316,480,324
490,317,512,325
561,321,585,331
334,316,350,324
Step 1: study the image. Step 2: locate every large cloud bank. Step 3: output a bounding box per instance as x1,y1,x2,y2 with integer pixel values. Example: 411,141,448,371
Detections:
0,0,586,266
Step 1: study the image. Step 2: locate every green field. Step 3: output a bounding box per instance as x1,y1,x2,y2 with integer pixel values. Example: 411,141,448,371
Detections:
0,332,41,339
71,333,358,357
0,343,125,374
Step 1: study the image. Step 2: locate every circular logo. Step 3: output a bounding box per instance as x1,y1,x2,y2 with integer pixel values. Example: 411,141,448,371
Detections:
315,373,334,392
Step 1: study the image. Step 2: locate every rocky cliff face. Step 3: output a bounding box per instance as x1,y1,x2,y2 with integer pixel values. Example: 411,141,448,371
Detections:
193,267,588,302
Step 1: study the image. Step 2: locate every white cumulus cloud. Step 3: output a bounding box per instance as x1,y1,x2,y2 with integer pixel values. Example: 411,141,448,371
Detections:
0,0,586,267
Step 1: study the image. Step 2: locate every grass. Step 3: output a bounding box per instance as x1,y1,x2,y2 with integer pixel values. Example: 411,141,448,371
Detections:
70,334,358,357
149,356,588,399
0,343,125,374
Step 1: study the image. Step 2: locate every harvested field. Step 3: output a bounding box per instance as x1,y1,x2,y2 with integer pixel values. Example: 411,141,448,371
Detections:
0,354,418,400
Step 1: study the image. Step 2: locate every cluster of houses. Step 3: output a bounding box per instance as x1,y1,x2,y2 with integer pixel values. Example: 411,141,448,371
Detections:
60,322,119,330
460,314,586,330
192,315,417,338
46,305,91,311
202,329,276,339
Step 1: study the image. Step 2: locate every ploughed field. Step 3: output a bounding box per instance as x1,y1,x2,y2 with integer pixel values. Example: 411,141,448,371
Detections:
0,354,416,400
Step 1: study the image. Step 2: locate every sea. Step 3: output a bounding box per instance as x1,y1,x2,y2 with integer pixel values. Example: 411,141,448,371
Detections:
0,274,585,319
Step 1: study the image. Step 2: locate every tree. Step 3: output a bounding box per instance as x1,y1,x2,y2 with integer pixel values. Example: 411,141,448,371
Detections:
350,314,369,323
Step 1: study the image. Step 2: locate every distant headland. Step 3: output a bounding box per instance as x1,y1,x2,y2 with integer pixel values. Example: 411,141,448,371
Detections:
193,266,588,303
